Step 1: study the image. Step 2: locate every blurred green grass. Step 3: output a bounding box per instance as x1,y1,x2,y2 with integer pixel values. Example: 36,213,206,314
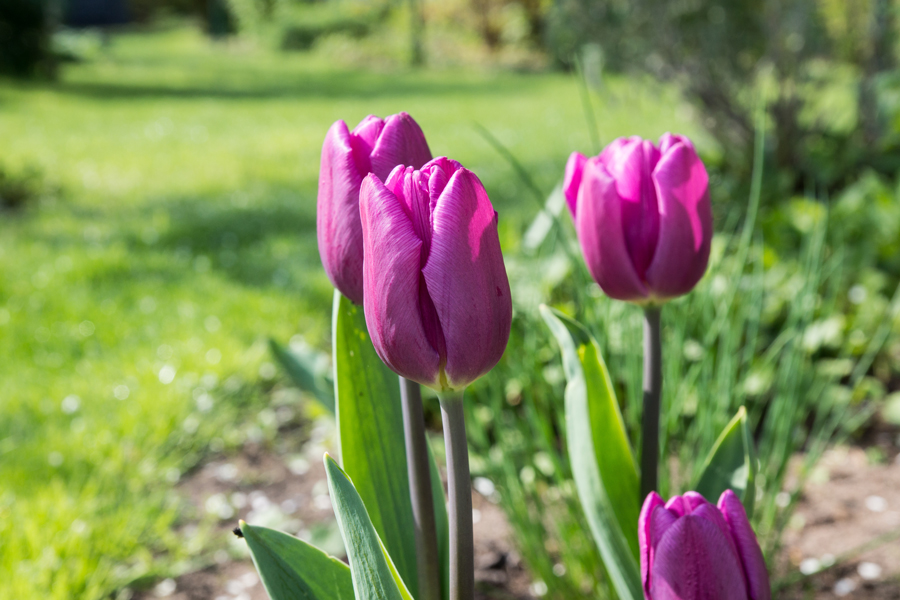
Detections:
0,23,701,599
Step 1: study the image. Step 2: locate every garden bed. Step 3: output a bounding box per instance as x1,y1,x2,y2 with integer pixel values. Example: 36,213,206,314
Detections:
131,418,900,600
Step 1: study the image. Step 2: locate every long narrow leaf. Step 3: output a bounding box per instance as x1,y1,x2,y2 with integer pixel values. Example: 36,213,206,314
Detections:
269,338,335,414
325,454,414,600
332,291,419,597
695,406,756,517
541,305,642,600
241,521,353,600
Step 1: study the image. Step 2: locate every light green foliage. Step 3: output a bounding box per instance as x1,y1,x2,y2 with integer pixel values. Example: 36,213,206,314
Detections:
324,455,413,600
269,337,335,414
463,108,900,598
241,521,354,600
332,292,419,597
695,407,756,517
541,306,641,600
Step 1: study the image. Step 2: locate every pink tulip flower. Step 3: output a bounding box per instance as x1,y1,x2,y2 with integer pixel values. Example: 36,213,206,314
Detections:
564,135,712,304
359,157,512,392
639,490,771,600
317,112,432,304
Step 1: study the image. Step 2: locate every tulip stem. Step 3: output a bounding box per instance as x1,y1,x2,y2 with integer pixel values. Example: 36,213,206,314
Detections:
438,391,474,600
640,306,662,501
400,377,442,600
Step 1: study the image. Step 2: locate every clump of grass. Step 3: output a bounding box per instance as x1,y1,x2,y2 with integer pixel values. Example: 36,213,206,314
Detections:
463,118,898,598
0,165,47,211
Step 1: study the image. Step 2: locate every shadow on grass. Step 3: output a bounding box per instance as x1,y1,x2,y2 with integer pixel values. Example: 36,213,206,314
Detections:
48,66,536,102
128,191,324,292
26,188,328,299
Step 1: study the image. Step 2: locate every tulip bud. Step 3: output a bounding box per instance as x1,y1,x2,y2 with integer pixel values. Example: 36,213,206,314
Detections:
639,490,771,600
358,157,512,392
317,112,432,304
564,134,712,304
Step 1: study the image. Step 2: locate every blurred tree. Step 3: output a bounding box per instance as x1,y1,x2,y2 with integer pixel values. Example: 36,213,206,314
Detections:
409,0,425,65
63,0,129,27
0,0,54,77
546,0,900,190
470,0,550,50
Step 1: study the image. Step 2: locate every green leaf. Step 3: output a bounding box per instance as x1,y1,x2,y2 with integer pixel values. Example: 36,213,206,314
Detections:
541,305,642,600
269,337,335,414
332,291,419,598
695,406,756,517
240,521,354,600
325,454,414,600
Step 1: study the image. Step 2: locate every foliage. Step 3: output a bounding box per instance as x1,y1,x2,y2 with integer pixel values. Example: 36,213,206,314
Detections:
546,0,900,192
0,0,54,77
0,164,48,211
461,122,900,597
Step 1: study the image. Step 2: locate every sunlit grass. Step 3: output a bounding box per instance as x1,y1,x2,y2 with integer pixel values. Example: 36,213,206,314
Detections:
0,22,702,599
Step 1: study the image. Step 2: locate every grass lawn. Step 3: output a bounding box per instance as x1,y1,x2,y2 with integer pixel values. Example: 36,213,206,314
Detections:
0,23,700,599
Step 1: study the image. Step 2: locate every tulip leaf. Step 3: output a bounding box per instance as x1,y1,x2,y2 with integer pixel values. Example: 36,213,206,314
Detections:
269,337,335,414
332,291,419,598
240,521,354,600
541,305,643,600
695,406,756,517
325,454,414,600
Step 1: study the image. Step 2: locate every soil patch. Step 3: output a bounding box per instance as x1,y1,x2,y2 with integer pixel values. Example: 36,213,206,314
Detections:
134,425,900,600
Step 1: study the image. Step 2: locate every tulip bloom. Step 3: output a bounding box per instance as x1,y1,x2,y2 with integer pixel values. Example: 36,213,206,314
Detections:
564,135,712,304
639,490,771,600
358,157,512,392
317,112,432,304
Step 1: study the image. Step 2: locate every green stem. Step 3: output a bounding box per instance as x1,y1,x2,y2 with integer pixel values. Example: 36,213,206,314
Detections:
438,390,473,600
640,306,662,500
400,377,441,600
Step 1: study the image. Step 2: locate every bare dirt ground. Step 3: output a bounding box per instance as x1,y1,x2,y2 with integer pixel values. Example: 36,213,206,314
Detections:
778,424,900,599
133,420,900,600
132,415,535,600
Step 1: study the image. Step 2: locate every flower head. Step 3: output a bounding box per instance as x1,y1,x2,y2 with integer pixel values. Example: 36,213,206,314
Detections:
565,134,712,304
639,490,770,600
359,157,512,391
317,112,432,304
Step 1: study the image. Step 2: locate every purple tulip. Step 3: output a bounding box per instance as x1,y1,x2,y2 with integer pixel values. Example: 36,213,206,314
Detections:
358,157,512,391
564,134,713,304
639,490,771,600
317,112,432,304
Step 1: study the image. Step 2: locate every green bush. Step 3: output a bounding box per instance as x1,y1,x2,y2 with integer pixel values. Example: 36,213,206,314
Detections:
546,0,900,193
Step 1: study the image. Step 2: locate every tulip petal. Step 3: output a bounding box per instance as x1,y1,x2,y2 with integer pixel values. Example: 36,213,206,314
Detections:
576,160,649,301
422,168,512,390
692,502,745,579
644,139,712,300
664,491,709,517
318,119,366,304
657,132,694,156
650,515,749,600
645,503,679,598
602,139,660,279
719,491,771,600
349,115,385,175
370,112,433,181
563,152,587,216
360,174,441,388
640,492,665,594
